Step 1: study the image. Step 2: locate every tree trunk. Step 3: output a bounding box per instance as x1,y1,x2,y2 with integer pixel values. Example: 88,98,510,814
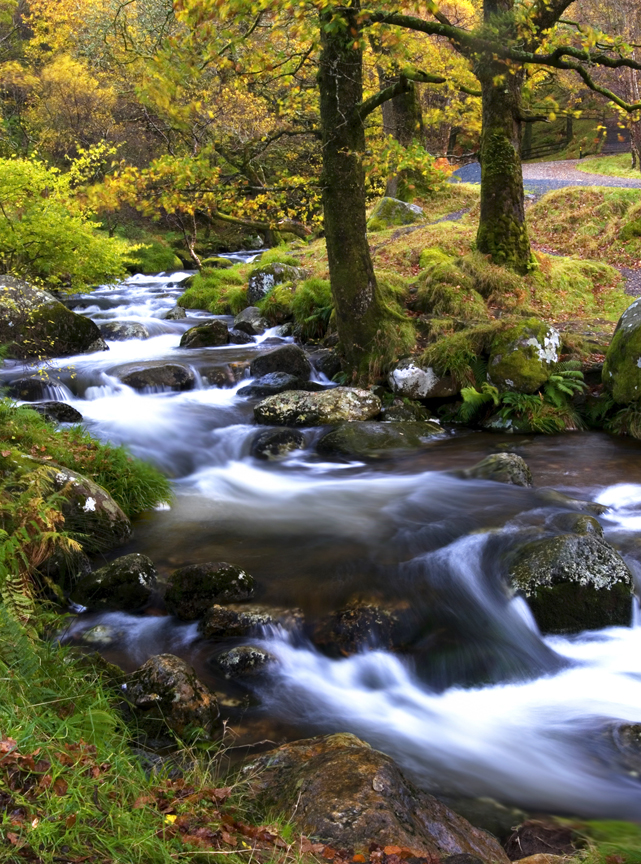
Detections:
475,60,531,273
631,119,641,173
376,60,425,197
318,6,390,377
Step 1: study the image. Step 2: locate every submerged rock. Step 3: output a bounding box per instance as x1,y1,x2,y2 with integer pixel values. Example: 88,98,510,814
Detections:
388,359,457,399
249,344,311,379
7,377,51,401
247,262,307,305
163,305,187,320
119,363,195,391
0,274,108,359
100,321,150,341
308,348,342,380
463,453,533,487
71,553,157,611
28,401,84,423
49,466,131,552
237,372,309,399
317,420,443,458
228,328,255,345
199,604,303,640
126,654,220,740
179,319,229,348
250,428,305,460
488,320,560,394
80,623,125,648
367,197,425,232
255,388,381,426
603,297,641,403
234,307,268,335
164,562,254,620
216,646,274,678
508,534,633,633
312,603,403,656
243,734,509,862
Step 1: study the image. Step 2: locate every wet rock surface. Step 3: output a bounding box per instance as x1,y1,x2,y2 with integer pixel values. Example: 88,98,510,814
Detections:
163,305,186,320
317,420,443,458
126,654,220,740
71,552,157,611
100,320,150,341
250,427,305,460
255,387,381,426
249,344,312,379
308,348,342,380
508,533,633,633
199,603,303,640
234,307,268,335
244,734,509,862
463,453,533,487
180,319,230,348
28,401,84,423
228,328,256,344
7,377,50,401
238,372,316,399
118,363,195,391
164,562,255,620
312,603,404,656
216,646,274,678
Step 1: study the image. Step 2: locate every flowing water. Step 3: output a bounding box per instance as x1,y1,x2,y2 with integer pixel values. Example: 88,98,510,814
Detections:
5,265,641,821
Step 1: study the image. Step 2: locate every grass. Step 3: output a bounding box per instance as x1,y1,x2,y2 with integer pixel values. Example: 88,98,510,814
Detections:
528,186,641,268
0,400,171,519
576,154,641,180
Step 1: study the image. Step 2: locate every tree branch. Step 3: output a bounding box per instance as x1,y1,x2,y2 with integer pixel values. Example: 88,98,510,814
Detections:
356,76,412,121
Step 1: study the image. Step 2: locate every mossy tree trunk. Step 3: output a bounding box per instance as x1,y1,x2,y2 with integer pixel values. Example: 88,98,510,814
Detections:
318,5,390,377
475,59,531,273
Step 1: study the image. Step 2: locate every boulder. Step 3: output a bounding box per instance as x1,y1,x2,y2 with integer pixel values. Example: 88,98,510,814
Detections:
547,512,603,537
312,603,403,656
249,344,311,379
216,646,274,679
164,562,254,620
28,401,83,423
100,321,150,341
0,274,108,359
125,654,220,740
201,256,233,269
603,297,641,403
308,348,342,380
389,360,458,400
80,624,125,648
39,546,91,593
70,553,157,611
437,796,528,845
487,320,560,394
179,319,229,348
164,306,187,320
381,399,430,422
119,363,195,391
508,534,633,633
200,362,248,388
7,377,50,401
367,197,425,232
49,466,131,552
250,428,306,460
255,388,381,427
238,372,321,399
228,328,255,345
463,453,533,487
234,307,268,335
199,604,303,640
247,262,307,305
503,821,577,861
318,420,443,458
243,734,509,862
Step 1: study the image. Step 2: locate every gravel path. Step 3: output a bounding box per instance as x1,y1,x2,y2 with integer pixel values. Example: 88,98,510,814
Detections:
452,158,641,193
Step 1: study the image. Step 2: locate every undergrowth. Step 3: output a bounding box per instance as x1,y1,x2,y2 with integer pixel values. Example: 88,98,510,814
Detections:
576,154,641,181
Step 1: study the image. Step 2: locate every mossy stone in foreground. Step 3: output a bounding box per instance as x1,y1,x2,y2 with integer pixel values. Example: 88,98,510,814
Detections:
179,319,229,348
164,562,254,620
366,197,425,232
254,388,381,426
71,553,157,611
463,453,533,487
509,534,633,634
317,420,443,458
603,296,641,403
488,318,560,393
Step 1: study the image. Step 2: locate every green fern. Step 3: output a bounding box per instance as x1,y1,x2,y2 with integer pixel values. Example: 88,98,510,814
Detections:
456,383,500,424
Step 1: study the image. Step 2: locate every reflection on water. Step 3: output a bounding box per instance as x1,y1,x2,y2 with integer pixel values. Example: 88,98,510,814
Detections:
8,268,641,818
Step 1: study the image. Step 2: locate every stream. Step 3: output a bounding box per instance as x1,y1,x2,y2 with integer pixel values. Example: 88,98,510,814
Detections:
4,262,641,821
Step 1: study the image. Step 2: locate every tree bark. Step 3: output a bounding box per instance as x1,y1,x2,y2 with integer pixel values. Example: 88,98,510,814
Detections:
318,5,390,376
475,59,531,273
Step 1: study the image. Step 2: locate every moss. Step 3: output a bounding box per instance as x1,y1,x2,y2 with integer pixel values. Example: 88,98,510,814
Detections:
620,219,641,242
127,239,183,274
367,197,425,232
420,323,499,383
414,252,488,319
290,278,334,340
178,263,248,313
317,420,443,458
603,298,641,403
488,318,560,393
257,283,296,324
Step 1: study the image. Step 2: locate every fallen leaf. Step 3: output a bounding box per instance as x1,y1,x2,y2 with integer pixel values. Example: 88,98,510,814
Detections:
323,846,338,860
53,777,68,796
66,814,77,829
133,795,155,809
384,847,402,856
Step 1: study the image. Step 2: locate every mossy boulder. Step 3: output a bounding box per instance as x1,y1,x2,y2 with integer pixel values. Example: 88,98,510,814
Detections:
254,388,381,426
463,453,533,487
164,562,254,620
126,654,220,741
71,553,157,611
117,363,195,391
0,275,108,359
179,319,229,348
201,256,234,269
243,734,509,862
317,420,443,458
488,319,560,393
247,262,307,305
603,297,641,403
234,306,268,335
414,253,487,319
367,197,425,232
388,359,458,399
249,344,311,379
48,466,132,552
164,306,187,320
508,534,633,633
250,428,306,460
100,321,150,341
